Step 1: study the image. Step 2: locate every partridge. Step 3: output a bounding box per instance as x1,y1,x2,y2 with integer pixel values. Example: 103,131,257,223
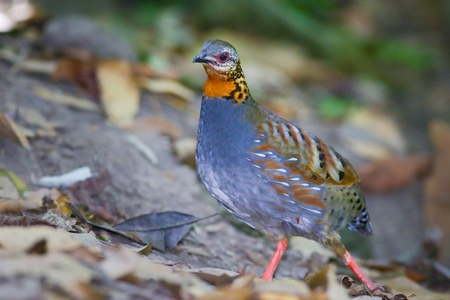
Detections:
193,39,376,289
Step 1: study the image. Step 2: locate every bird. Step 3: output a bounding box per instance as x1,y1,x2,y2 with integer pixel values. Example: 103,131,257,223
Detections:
193,39,376,290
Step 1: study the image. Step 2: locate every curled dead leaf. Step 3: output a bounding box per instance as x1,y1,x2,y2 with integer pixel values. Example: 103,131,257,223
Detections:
131,242,153,255
0,112,30,148
186,268,240,286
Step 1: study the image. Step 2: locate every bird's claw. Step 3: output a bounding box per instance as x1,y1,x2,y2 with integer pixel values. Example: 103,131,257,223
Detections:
364,282,385,296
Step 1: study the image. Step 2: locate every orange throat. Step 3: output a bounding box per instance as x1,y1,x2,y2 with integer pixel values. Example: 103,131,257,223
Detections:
203,65,249,104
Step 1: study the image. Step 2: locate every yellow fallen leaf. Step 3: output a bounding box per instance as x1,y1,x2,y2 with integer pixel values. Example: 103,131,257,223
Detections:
129,242,153,255
56,195,73,216
0,112,30,148
0,168,28,197
96,60,140,127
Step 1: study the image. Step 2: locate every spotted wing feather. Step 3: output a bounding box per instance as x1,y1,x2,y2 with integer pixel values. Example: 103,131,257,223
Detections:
254,118,359,186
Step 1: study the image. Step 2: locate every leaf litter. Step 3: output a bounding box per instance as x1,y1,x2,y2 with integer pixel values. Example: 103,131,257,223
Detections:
2,170,445,299
0,13,449,300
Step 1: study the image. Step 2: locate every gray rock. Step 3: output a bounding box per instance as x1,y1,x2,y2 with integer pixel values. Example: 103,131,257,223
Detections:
43,14,136,61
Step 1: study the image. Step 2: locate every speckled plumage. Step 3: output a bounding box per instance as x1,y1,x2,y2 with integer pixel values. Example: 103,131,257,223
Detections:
194,39,375,288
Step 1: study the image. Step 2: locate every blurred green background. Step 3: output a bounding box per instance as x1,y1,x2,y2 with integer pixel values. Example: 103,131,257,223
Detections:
31,0,449,149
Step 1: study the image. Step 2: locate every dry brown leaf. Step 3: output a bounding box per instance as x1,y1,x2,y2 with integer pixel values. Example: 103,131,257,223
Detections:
199,287,252,300
25,190,45,207
139,78,194,102
0,199,41,213
357,155,432,194
254,279,311,299
128,115,181,138
131,63,158,78
0,112,30,148
186,268,240,286
52,58,87,81
0,226,81,252
0,215,55,227
100,246,214,297
96,60,140,127
51,58,100,98
425,120,450,266
32,86,100,112
67,170,119,223
198,274,254,300
0,251,96,299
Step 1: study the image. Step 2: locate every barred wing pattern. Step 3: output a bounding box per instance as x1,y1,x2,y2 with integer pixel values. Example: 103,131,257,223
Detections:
246,116,359,220
255,118,358,186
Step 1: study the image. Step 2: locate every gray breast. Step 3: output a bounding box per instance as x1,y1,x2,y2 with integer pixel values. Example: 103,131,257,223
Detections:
196,98,276,222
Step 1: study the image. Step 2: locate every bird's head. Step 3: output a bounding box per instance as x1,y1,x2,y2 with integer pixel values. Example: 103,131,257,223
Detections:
193,39,240,76
193,39,249,103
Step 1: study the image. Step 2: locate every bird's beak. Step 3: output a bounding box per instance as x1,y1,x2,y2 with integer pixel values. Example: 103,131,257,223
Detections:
193,50,211,64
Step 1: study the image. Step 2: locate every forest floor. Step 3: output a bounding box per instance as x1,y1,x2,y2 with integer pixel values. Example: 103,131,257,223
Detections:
0,14,449,300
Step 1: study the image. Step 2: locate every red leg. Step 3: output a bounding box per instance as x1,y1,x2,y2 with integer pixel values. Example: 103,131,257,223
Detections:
344,251,376,290
261,238,288,281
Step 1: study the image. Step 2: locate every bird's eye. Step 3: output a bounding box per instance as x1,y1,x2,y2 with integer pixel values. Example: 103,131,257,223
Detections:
217,52,230,63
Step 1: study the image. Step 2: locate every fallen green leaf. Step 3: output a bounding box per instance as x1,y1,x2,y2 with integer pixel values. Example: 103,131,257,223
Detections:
0,168,28,197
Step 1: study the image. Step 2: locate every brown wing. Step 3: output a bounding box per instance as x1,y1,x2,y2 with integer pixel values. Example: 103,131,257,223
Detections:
254,118,359,187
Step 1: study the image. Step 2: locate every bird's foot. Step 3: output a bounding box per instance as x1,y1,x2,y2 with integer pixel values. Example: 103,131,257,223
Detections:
364,282,385,296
